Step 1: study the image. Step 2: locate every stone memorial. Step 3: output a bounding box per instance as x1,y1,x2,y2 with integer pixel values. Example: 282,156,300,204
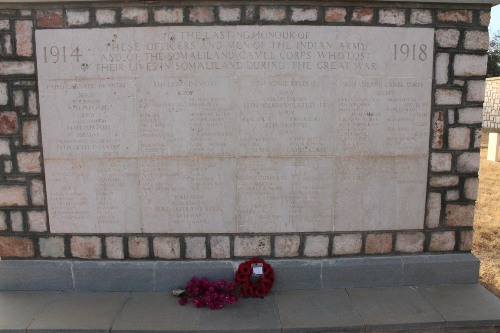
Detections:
0,0,493,293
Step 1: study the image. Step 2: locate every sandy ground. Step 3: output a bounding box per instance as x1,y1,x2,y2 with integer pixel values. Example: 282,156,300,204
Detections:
472,140,500,298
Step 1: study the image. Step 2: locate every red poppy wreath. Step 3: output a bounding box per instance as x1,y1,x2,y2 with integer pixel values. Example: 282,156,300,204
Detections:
235,258,274,298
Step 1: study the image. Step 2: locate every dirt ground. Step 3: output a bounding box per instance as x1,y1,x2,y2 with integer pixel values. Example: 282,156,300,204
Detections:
472,135,500,298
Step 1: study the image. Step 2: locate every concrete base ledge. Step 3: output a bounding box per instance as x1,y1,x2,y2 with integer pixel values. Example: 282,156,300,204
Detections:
0,253,479,291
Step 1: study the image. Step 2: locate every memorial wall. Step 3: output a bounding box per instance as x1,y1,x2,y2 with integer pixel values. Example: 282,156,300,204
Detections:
37,26,433,234
0,2,489,260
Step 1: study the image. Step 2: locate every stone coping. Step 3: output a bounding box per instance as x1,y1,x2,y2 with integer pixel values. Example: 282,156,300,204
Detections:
0,253,479,291
0,0,498,5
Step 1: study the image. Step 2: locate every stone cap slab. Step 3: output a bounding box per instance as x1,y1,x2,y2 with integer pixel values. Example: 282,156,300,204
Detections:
0,0,499,5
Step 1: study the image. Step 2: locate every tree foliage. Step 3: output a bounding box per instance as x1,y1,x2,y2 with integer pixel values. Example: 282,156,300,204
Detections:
488,30,500,77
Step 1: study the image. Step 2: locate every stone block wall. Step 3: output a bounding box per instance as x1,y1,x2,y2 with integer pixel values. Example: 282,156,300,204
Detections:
0,2,489,260
483,77,500,129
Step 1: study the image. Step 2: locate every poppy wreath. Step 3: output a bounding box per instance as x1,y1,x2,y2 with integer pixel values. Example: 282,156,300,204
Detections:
235,258,274,298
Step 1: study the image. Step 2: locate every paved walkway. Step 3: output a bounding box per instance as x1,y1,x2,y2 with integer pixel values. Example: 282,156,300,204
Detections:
0,284,499,332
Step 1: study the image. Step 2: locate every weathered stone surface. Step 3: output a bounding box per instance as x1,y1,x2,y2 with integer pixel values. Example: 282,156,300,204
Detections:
210,236,231,259
210,236,230,259
466,80,485,102
446,190,460,201
0,61,35,75
238,158,333,232
429,175,459,188
0,186,27,206
0,138,10,156
0,112,18,134
96,9,116,25
431,153,452,171
448,109,455,124
218,7,240,22
334,157,428,232
454,55,488,76
366,233,393,254
10,211,23,231
71,236,102,259
325,8,346,23
429,231,456,251
432,111,444,149
66,10,90,26
379,9,405,26
105,236,124,259
332,233,362,255
0,211,6,231
141,159,236,233
245,6,255,22
435,89,462,105
27,90,37,115
435,29,460,48
36,10,63,27
15,21,33,57
30,178,45,206
20,10,32,17
274,235,301,257
122,8,148,24
460,230,474,251
36,26,434,234
457,152,480,173
0,236,34,257
352,8,374,23
291,7,318,22
0,20,9,30
27,210,47,232
396,232,425,253
39,236,65,258
304,235,329,257
464,30,489,51
128,236,149,258
22,120,39,146
425,192,441,228
260,7,286,22
448,127,470,150
445,204,475,227
435,53,449,85
13,90,23,107
189,7,214,23
185,236,206,259
17,151,41,173
2,35,12,56
480,11,490,26
4,160,12,173
0,82,7,106
410,9,432,25
437,10,472,23
474,129,481,149
458,107,482,124
153,237,180,259
44,159,140,233
234,236,271,257
464,177,479,200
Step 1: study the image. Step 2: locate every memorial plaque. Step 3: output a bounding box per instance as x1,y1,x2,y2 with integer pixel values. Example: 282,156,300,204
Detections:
36,26,433,233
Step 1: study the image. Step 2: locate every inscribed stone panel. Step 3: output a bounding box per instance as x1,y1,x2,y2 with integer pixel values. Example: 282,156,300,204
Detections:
45,159,140,233
36,26,434,233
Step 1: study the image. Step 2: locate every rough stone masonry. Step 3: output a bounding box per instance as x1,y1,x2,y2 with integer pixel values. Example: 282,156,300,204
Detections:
0,1,491,261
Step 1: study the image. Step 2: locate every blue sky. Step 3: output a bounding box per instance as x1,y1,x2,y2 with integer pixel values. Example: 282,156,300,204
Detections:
490,5,500,39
